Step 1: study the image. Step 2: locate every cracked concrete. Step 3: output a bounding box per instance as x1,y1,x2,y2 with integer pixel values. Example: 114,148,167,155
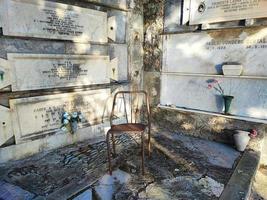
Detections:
0,132,241,200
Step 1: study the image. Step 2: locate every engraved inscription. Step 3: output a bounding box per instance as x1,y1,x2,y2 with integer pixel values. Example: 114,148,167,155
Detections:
32,97,102,131
207,0,263,13
11,89,110,140
34,9,84,37
205,37,267,50
190,0,267,24
1,0,107,42
8,54,110,91
42,61,88,80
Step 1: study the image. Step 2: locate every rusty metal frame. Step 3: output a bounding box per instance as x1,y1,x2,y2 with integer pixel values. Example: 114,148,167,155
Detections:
106,90,151,175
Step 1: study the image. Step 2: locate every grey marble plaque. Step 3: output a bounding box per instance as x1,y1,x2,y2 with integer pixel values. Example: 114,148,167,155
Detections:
0,0,107,43
6,54,110,91
163,28,267,76
190,0,267,25
10,89,111,143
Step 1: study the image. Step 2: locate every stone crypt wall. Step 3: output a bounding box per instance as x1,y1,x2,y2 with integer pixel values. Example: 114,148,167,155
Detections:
143,0,267,151
0,0,144,162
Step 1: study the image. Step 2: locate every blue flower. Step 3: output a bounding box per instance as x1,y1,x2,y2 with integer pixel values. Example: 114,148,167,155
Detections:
72,112,78,118
63,119,69,125
63,112,69,119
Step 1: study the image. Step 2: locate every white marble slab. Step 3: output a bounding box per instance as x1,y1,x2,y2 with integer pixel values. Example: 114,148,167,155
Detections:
10,89,111,144
0,0,107,43
163,28,267,76
109,44,128,81
0,106,13,146
190,0,267,25
7,53,110,91
161,74,267,120
0,58,11,90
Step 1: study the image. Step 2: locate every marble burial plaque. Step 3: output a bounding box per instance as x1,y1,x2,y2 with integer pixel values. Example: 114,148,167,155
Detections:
190,0,267,25
163,27,267,76
161,74,267,120
0,0,107,43
10,89,111,143
7,54,110,91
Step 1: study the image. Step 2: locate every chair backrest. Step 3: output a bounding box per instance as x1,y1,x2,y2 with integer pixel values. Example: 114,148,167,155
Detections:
110,91,151,128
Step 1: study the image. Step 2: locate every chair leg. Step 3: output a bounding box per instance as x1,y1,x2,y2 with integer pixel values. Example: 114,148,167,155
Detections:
106,130,112,175
111,132,116,156
141,132,145,175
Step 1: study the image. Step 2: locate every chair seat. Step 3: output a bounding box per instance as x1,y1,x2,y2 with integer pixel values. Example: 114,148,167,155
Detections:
110,123,146,132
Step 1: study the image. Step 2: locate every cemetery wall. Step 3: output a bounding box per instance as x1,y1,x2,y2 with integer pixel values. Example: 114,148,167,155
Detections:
0,0,144,162
143,0,267,146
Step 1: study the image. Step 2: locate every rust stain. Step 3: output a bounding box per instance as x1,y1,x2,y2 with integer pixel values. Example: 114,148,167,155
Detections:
207,26,267,40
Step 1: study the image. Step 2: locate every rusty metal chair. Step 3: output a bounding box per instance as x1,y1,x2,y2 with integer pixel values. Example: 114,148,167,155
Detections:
106,91,151,175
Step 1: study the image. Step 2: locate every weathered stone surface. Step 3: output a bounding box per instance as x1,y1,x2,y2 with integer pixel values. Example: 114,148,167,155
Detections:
127,1,144,90
0,134,136,197
139,175,223,200
0,0,108,43
109,44,128,81
0,38,65,60
6,53,110,91
220,150,260,200
167,133,240,168
151,107,266,145
143,0,164,72
9,88,111,143
161,74,267,120
190,0,267,25
251,165,267,199
65,43,108,55
162,27,267,76
108,10,127,43
164,0,182,32
0,130,238,199
143,71,160,106
0,121,110,163
84,0,127,10
0,181,35,200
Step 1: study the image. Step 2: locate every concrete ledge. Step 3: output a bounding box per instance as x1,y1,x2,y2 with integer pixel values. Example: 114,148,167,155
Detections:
219,150,261,200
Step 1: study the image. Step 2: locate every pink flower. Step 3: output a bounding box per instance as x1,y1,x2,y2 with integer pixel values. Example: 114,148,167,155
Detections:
207,84,213,89
249,129,257,138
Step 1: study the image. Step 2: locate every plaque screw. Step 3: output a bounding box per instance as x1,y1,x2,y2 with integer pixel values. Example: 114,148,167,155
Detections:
198,2,206,13
2,122,6,127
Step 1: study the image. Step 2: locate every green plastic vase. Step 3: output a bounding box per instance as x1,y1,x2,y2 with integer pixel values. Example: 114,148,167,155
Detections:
223,95,234,114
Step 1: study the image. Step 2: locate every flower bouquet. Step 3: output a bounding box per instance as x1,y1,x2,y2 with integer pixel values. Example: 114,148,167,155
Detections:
207,79,234,114
61,111,83,134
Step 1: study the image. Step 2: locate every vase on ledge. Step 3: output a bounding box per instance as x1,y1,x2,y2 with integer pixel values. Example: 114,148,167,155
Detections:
223,95,234,114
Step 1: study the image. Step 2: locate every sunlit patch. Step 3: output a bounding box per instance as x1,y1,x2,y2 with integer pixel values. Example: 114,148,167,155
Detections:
181,122,193,130
247,108,267,119
243,28,267,46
